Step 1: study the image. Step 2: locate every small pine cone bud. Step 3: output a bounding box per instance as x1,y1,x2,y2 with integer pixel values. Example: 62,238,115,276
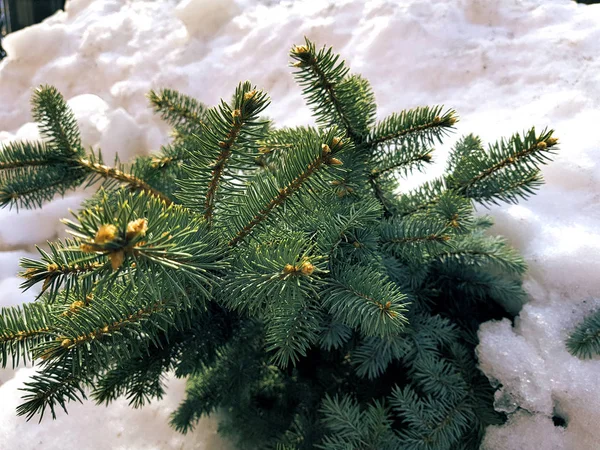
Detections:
61,338,72,348
331,137,343,149
300,261,314,276
447,116,458,126
328,157,343,166
102,326,110,333
21,268,37,279
536,141,547,150
126,218,148,240
433,116,441,124
70,301,84,312
292,61,308,68
218,141,228,148
259,147,271,154
546,137,558,146
353,241,361,248
109,250,125,271
283,264,296,274
244,90,257,101
95,224,118,244
422,153,432,162
450,219,459,228
232,109,242,118
321,143,331,155
292,45,309,55
80,243,96,253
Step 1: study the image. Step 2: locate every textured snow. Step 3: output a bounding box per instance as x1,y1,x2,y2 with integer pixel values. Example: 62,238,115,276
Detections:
0,0,598,448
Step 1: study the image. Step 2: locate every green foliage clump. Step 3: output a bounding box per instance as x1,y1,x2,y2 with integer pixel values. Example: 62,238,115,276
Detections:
568,309,600,359
0,38,558,449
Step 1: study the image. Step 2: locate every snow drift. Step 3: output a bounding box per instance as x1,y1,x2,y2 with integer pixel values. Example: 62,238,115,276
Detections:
0,0,599,448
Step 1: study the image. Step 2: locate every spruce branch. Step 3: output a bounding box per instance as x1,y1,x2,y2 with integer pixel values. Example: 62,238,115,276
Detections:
76,156,173,205
449,128,558,205
322,265,408,338
369,106,457,148
291,38,376,142
567,309,600,359
32,85,84,157
177,82,270,223
148,88,207,133
227,131,344,246
0,303,54,368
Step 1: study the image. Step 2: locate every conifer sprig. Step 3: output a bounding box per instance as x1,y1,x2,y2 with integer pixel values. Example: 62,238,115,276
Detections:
148,88,207,134
0,86,175,208
177,82,270,223
567,309,600,359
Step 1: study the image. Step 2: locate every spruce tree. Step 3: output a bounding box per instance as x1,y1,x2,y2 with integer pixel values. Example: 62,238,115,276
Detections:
0,39,557,449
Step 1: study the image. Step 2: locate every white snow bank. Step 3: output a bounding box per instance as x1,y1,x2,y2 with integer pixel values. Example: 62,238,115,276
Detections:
0,0,599,448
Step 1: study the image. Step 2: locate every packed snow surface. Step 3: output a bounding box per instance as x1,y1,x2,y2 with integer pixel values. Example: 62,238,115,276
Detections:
0,0,599,448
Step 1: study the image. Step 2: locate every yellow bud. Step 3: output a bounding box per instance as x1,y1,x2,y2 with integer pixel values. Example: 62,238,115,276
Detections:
126,218,148,240
232,109,242,118
300,261,314,276
292,45,309,55
321,143,331,154
80,243,96,253
283,264,296,275
328,157,343,166
331,137,343,149
70,301,84,312
450,219,459,228
20,268,37,279
95,224,118,244
546,137,558,146
353,241,361,248
109,250,125,271
259,147,271,154
61,338,72,348
433,116,441,124
244,90,257,101
448,116,458,126
102,326,110,333
536,141,547,150
47,263,59,272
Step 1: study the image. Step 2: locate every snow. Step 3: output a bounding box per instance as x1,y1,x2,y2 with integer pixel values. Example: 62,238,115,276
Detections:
0,0,599,448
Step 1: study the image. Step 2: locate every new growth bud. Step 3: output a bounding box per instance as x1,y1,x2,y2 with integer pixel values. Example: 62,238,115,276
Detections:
126,218,148,240
95,224,118,245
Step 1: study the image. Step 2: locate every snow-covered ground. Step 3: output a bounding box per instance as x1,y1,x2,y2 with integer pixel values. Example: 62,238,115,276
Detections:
0,0,598,448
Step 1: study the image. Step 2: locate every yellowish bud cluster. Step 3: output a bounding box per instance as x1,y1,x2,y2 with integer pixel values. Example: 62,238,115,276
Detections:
61,338,72,348
292,45,309,55
95,224,118,244
546,137,558,146
126,218,148,240
70,300,85,312
331,137,343,150
536,141,547,150
300,261,314,276
282,261,315,276
244,90,257,101
109,250,125,271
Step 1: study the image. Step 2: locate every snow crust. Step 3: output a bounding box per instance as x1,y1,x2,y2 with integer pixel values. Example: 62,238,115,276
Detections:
0,0,599,448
